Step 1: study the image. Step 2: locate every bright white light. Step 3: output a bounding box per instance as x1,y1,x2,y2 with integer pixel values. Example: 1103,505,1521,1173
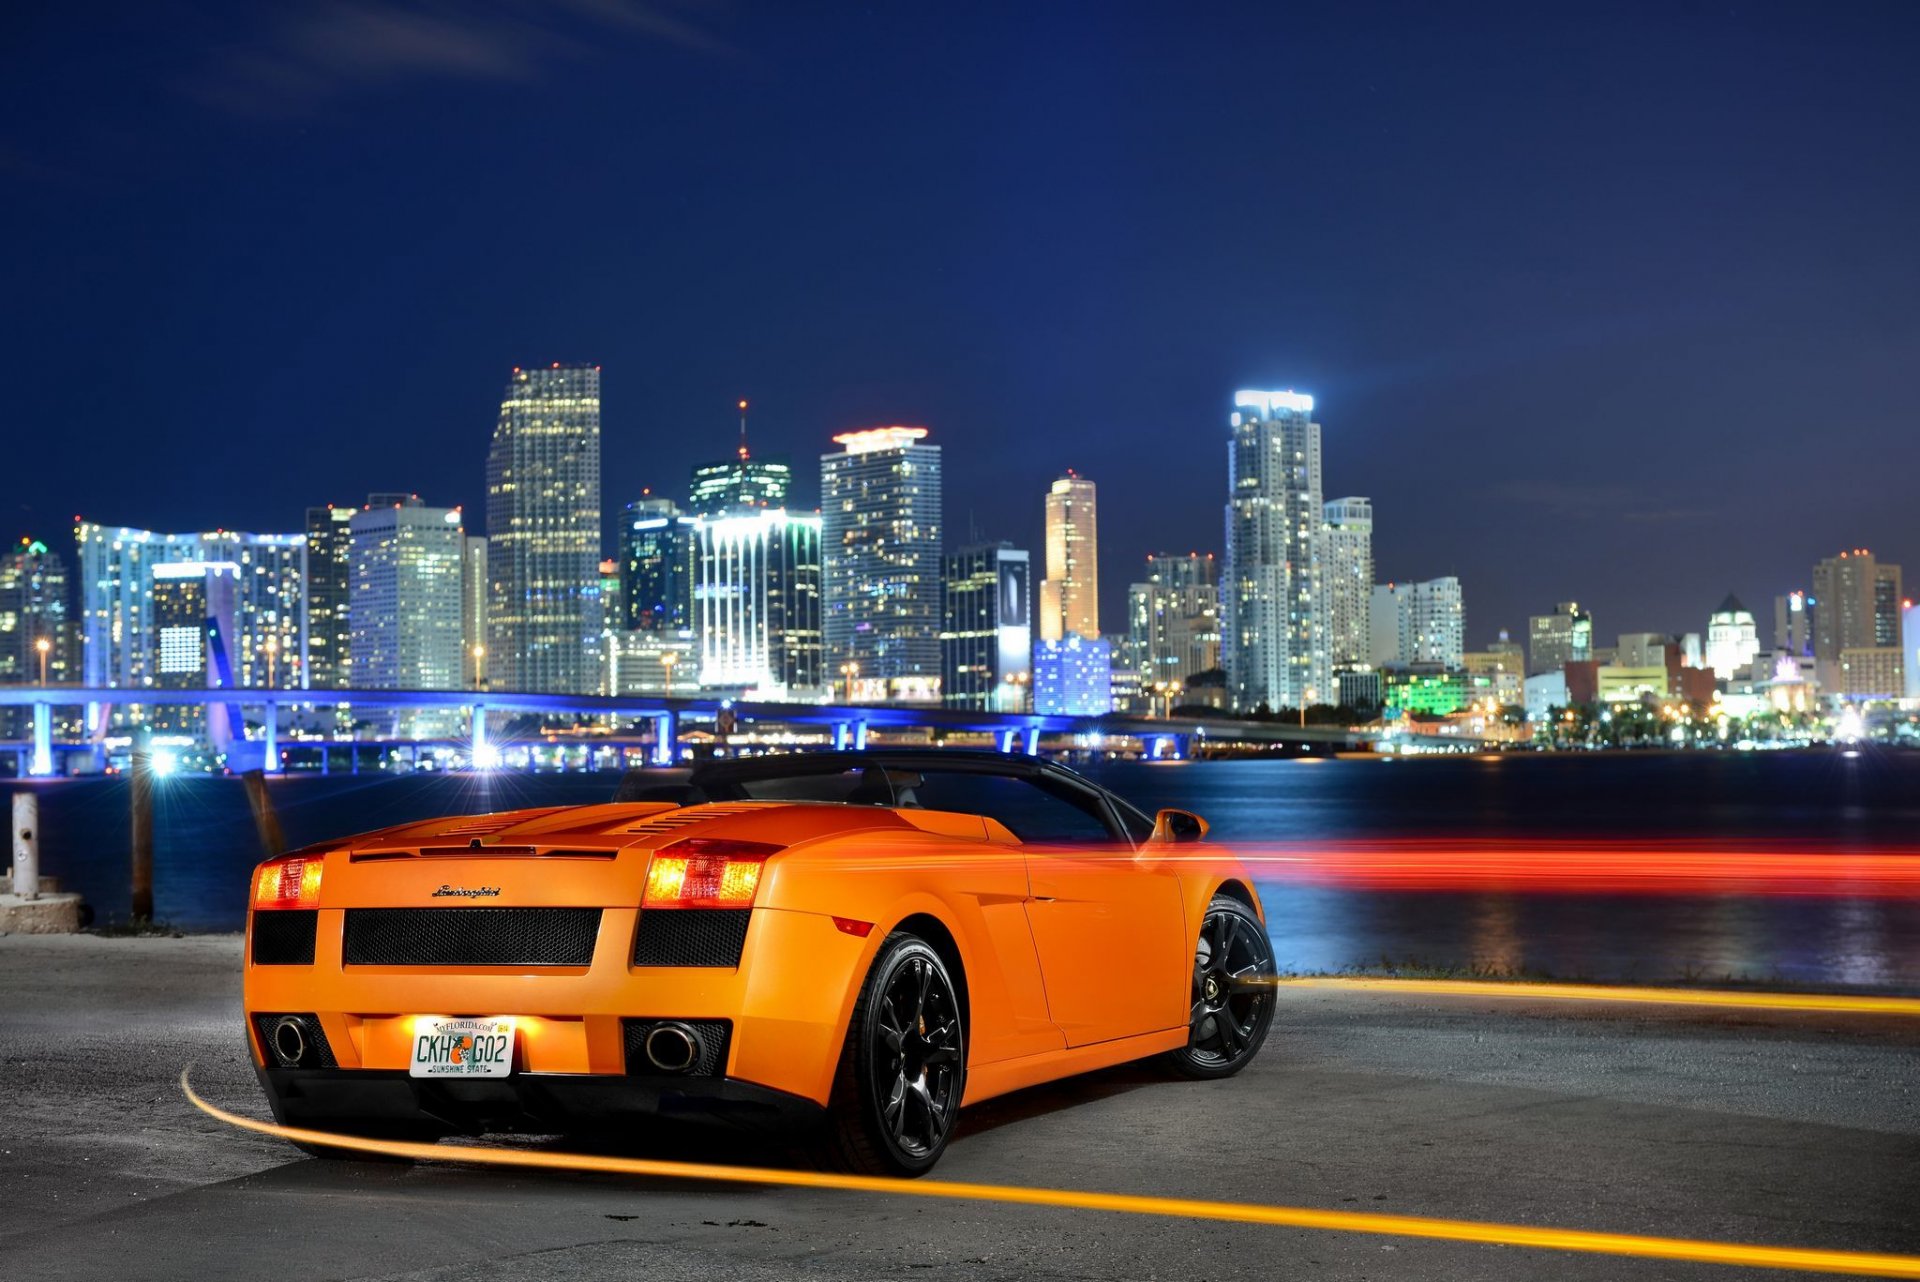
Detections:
152,750,179,778
1234,389,1315,415
832,426,929,454
472,744,502,770
1836,706,1866,744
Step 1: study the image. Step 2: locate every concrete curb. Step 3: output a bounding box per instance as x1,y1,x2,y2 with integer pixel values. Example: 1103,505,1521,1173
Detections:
0,891,83,934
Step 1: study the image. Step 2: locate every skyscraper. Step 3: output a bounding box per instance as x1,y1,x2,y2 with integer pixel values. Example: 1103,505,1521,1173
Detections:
76,522,307,693
1321,497,1373,669
688,402,792,517
1704,594,1760,679
0,538,73,741
1224,390,1322,711
1033,633,1112,716
1904,599,1920,701
1369,578,1465,669
1040,472,1098,642
621,495,697,632
1527,601,1593,676
485,363,602,694
0,538,73,687
821,426,943,703
941,542,1031,711
1811,549,1902,692
348,497,466,692
691,507,823,697
1126,553,1221,695
1773,590,1813,658
303,504,355,688
462,536,488,688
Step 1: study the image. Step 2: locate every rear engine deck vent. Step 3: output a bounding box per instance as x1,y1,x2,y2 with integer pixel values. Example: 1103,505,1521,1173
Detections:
343,908,602,966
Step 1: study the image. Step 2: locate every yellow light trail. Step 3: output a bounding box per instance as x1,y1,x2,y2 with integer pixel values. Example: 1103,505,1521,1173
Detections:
1273,977,1920,1016
183,1071,1920,1278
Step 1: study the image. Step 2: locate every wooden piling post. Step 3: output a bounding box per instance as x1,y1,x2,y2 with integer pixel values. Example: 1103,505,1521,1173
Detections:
130,740,154,922
242,769,285,858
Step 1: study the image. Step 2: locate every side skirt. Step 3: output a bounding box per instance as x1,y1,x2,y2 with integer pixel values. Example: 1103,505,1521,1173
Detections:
961,1027,1188,1106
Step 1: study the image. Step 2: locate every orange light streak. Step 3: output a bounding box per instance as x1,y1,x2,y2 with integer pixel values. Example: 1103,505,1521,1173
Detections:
181,1071,1920,1278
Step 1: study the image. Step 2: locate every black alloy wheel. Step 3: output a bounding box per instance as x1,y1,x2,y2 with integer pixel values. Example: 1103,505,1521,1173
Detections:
819,933,965,1176
1166,894,1275,1078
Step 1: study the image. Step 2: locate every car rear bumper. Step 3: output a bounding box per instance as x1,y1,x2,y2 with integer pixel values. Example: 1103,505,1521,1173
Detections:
256,1065,827,1137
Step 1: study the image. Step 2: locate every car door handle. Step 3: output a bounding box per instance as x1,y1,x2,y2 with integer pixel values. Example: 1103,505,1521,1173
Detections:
1031,895,1056,903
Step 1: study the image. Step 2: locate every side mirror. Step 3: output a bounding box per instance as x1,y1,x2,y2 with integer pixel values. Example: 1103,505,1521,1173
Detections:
1152,808,1210,843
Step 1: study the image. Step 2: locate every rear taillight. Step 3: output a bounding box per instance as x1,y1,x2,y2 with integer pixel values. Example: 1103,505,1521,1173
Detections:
252,854,323,911
645,838,779,909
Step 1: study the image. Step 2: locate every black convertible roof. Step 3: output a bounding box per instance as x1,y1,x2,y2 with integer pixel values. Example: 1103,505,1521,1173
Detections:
612,750,1127,810
690,749,1082,787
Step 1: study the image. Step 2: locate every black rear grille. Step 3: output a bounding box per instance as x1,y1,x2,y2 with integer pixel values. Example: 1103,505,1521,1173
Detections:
633,909,751,967
251,910,317,965
621,1018,732,1076
343,908,601,966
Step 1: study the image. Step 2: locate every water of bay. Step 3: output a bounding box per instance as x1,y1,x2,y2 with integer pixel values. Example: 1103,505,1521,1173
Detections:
18,749,1920,990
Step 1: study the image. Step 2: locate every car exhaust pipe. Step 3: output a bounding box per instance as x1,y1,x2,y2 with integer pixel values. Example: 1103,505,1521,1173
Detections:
643,1023,701,1073
271,1016,307,1068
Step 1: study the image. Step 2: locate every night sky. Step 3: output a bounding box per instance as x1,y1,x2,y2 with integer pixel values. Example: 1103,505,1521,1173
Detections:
5,1,1917,645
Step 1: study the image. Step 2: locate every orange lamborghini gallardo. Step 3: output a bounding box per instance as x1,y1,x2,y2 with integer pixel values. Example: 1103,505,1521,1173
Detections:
243,750,1275,1175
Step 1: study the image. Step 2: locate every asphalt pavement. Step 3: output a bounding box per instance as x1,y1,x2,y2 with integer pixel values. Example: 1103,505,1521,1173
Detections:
1,934,1916,1281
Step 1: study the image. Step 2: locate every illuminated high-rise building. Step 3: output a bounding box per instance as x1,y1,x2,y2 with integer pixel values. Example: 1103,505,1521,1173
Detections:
1033,633,1111,716
1321,498,1372,669
688,401,792,517
1811,549,1902,692
0,538,74,741
303,504,355,688
1224,390,1323,711
485,363,602,694
462,536,488,687
691,508,822,697
821,426,943,703
1903,599,1920,701
1704,594,1761,679
1527,601,1593,676
622,495,698,632
1773,591,1813,659
76,522,306,694
1369,578,1464,669
0,538,73,687
1040,472,1098,642
348,497,466,693
941,542,1031,712
1126,553,1220,697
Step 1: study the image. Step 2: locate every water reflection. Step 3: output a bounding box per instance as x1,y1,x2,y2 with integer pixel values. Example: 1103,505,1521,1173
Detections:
21,753,1920,991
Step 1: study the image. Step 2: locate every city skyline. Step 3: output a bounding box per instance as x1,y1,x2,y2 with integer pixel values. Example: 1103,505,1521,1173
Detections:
39,372,1917,705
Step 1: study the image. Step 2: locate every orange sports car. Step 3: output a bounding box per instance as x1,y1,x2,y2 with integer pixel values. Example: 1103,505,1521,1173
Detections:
243,750,1276,1175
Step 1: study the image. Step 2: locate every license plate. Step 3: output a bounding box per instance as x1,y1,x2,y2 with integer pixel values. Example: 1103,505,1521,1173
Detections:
409,1017,515,1079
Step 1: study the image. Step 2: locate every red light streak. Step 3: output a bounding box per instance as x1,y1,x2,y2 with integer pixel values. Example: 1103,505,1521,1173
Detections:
1200,840,1920,898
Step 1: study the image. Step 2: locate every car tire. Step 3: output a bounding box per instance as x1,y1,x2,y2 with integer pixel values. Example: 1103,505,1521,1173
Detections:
816,932,966,1177
1163,894,1275,1080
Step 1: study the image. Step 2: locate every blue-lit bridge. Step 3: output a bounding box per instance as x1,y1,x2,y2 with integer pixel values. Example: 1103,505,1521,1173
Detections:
0,685,1411,778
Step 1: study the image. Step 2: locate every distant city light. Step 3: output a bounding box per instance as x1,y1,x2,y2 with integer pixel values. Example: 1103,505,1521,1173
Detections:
1233,389,1315,415
830,426,930,454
